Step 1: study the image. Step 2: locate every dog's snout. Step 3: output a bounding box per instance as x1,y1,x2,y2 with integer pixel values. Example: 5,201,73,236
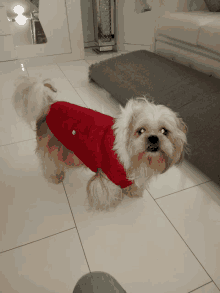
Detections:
148,135,159,145
147,135,160,152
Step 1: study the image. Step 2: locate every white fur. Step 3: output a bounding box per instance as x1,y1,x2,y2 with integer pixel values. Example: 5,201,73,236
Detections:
113,97,188,189
87,169,124,211
12,75,57,128
113,97,161,170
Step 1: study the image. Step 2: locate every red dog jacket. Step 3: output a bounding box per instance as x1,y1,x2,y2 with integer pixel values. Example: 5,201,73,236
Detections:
46,101,133,189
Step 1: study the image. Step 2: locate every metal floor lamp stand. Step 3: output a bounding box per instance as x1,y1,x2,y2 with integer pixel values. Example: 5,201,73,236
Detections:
92,0,116,53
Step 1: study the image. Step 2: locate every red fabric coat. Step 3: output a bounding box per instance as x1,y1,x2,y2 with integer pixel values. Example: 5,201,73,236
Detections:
46,101,133,188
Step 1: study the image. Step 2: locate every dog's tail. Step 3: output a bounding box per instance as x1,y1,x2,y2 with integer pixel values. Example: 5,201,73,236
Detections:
12,75,57,128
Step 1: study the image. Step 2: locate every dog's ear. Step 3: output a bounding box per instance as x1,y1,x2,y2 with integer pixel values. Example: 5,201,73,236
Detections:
177,117,190,158
175,151,185,166
113,99,139,170
178,118,187,134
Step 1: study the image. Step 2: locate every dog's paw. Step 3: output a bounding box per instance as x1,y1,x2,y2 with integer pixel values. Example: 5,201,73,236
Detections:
123,184,144,198
50,171,65,184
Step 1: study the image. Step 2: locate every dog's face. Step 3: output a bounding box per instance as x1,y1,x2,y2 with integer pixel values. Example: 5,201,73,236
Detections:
113,98,188,176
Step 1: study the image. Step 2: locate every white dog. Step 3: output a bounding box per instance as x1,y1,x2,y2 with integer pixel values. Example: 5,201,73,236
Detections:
12,75,188,210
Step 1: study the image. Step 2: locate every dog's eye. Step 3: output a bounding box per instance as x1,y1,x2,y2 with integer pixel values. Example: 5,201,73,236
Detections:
161,128,169,135
137,128,146,135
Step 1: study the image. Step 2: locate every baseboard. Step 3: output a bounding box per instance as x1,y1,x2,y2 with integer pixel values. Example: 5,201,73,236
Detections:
84,41,96,48
121,43,152,52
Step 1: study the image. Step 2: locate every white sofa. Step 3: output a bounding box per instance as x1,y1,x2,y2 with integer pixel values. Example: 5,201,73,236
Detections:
154,1,220,79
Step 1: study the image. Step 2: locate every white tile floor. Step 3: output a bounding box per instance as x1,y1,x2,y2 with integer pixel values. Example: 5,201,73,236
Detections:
0,48,220,293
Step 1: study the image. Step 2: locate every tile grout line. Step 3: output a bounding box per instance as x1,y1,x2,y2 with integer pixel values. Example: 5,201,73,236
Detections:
147,189,220,292
151,180,212,201
188,281,214,293
26,62,85,105
62,182,92,273
0,138,35,148
85,59,92,65
55,63,89,108
0,228,76,255
26,62,89,108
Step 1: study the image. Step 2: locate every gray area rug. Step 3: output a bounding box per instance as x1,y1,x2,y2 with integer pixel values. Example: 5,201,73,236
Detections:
89,50,220,187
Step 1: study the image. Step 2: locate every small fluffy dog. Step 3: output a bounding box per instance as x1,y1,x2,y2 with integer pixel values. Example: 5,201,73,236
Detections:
12,75,188,210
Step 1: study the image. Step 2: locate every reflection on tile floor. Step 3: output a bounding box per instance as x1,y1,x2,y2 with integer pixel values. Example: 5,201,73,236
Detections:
0,48,220,293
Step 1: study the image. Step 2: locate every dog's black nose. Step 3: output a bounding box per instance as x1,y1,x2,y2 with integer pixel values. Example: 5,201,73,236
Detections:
148,135,159,145
147,135,159,152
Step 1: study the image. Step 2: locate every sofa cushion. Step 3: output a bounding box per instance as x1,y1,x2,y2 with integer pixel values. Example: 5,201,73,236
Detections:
156,11,220,45
198,18,220,54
